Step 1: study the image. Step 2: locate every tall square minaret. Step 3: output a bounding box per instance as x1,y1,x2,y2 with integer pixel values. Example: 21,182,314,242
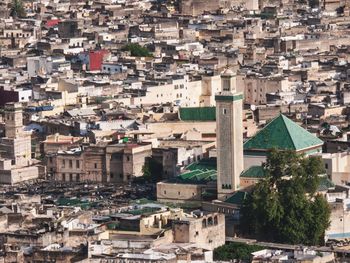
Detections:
5,102,25,139
215,69,244,201
1,103,32,167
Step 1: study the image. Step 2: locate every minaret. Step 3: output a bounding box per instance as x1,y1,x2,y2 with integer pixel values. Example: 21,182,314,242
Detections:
215,69,244,201
5,102,25,139
3,102,32,167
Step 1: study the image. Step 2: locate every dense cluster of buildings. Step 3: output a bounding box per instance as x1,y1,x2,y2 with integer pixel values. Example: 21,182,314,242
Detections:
2,0,350,261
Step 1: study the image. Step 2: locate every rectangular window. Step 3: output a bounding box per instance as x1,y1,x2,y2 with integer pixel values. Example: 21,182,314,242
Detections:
76,160,80,169
94,163,97,169
223,79,230,91
223,109,227,115
69,160,72,168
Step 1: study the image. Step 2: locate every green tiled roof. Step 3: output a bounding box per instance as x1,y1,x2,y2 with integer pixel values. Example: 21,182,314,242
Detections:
240,166,266,178
179,169,217,183
179,107,216,121
225,191,248,205
318,176,335,192
179,170,203,180
174,158,218,184
244,114,323,152
186,158,217,171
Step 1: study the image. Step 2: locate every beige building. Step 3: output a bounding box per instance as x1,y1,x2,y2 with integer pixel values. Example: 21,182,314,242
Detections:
91,204,224,257
239,75,290,106
157,181,215,204
173,212,225,250
308,104,346,119
48,143,152,183
315,152,350,185
106,143,152,182
42,134,83,154
325,188,350,241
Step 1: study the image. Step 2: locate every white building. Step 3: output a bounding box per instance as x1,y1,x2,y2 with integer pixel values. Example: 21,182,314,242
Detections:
27,56,71,77
101,63,127,74
128,75,222,107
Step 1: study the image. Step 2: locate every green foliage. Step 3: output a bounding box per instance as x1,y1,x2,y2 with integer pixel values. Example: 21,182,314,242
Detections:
142,157,163,182
214,242,265,261
309,0,319,8
241,149,330,246
121,43,152,57
10,0,26,18
93,96,113,104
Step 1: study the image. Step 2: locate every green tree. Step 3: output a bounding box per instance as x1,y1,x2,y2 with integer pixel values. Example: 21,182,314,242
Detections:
214,242,265,261
141,157,163,182
10,0,26,18
241,149,330,246
121,43,152,57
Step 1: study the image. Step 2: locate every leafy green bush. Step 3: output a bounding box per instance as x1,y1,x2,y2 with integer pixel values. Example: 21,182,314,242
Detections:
214,242,264,261
122,43,152,57
10,0,26,18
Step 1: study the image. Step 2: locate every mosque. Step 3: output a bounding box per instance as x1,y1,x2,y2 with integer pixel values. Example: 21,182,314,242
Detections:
157,70,332,206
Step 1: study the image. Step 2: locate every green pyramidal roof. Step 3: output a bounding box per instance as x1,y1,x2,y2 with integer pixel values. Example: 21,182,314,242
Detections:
244,114,323,152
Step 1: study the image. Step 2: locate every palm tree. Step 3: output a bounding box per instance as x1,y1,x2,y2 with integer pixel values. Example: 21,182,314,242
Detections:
10,0,26,18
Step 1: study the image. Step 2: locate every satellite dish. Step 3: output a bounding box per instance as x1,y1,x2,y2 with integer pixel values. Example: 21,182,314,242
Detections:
250,105,256,111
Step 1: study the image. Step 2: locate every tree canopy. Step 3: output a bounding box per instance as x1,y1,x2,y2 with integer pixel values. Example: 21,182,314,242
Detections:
240,149,330,246
141,157,163,183
214,242,265,261
121,43,152,57
10,0,26,18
